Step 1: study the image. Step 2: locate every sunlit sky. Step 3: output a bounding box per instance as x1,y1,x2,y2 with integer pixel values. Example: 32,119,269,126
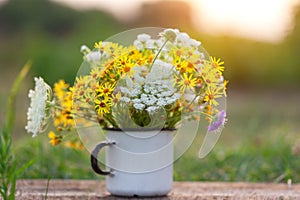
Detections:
1,0,300,43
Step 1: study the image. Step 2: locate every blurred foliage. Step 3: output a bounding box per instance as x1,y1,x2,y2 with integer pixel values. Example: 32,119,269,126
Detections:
16,110,300,182
0,0,299,182
16,138,98,179
0,0,125,84
0,0,300,87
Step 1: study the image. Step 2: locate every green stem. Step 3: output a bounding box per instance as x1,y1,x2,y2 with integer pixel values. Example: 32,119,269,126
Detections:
185,95,198,109
44,177,50,200
1,61,31,200
149,39,169,70
53,105,98,123
5,61,31,134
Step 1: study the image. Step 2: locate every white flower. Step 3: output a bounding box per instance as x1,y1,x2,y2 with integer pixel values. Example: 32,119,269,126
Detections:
146,106,159,113
137,33,151,42
133,72,145,85
86,51,101,63
153,38,164,48
189,38,201,47
134,34,152,50
146,60,172,81
145,39,155,49
157,98,167,107
144,86,150,94
159,28,178,42
125,76,134,88
176,32,190,44
80,45,90,54
166,96,178,104
25,77,51,137
120,97,130,103
120,87,130,95
150,89,158,95
129,88,141,97
173,93,181,99
176,32,201,47
132,98,141,104
141,93,148,99
161,91,173,97
144,97,157,106
133,103,145,110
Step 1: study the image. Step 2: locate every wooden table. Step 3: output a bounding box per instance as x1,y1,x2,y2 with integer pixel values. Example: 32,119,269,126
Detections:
15,180,300,199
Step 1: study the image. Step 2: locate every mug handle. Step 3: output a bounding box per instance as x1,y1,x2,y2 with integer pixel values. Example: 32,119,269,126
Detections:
91,141,116,176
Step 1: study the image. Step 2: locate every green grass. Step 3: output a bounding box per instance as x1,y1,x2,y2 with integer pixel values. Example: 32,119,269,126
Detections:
15,90,300,183
16,124,299,183
0,62,31,200
174,134,297,182
15,137,98,179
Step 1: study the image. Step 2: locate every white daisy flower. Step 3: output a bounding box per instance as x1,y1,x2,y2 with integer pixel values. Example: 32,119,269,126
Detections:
25,77,52,137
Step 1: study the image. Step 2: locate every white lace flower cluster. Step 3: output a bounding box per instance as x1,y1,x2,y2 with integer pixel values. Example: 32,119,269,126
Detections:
25,77,52,137
159,28,202,48
80,43,111,66
121,82,180,113
160,29,206,62
133,34,164,51
120,60,180,113
134,29,202,53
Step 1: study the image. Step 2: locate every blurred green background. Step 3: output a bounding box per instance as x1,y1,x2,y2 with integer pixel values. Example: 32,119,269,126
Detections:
0,0,300,182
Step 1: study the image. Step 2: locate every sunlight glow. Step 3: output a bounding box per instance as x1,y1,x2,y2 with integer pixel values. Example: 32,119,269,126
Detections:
51,0,299,43
0,0,298,43
192,0,299,42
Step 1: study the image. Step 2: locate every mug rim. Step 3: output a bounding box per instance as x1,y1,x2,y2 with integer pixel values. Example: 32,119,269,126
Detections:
103,127,176,132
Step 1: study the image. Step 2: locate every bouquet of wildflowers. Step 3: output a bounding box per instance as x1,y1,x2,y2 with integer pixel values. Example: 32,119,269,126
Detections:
25,29,227,147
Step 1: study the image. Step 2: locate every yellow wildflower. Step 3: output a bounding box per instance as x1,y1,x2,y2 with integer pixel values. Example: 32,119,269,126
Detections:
210,56,225,73
173,56,188,74
223,80,229,97
94,97,112,115
204,86,223,106
96,82,116,97
177,73,197,92
200,62,220,86
54,80,69,101
63,141,84,150
186,61,196,73
115,55,135,76
94,41,112,53
48,131,62,146
90,67,103,80
111,92,122,104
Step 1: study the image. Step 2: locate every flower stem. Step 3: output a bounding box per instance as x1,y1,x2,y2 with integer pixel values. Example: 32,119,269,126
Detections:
149,39,169,70
5,61,31,134
53,105,98,123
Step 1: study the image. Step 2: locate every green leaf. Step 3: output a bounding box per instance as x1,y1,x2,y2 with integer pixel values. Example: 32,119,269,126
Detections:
5,61,32,134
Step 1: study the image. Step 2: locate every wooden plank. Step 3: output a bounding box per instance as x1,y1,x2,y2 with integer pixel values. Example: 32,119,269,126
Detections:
15,180,300,199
